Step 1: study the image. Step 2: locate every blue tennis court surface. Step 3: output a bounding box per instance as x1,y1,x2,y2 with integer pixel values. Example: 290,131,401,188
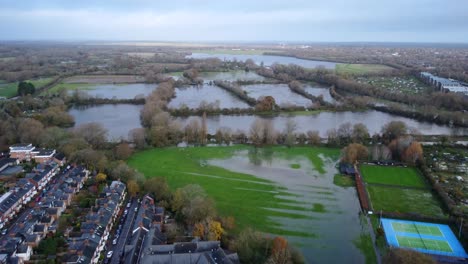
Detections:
381,218,468,258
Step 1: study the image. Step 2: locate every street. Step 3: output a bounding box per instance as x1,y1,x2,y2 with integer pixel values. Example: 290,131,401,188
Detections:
107,198,139,264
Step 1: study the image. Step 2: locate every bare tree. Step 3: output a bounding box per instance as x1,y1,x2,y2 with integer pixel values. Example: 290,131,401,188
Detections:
284,119,297,147
73,122,108,148
307,130,321,145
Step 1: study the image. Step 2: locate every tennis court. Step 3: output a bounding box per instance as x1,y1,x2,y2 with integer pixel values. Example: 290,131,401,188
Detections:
381,218,468,258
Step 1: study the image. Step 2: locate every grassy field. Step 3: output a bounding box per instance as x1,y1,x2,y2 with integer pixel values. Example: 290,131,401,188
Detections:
367,185,446,218
128,146,340,235
360,165,427,188
0,77,55,98
335,64,394,75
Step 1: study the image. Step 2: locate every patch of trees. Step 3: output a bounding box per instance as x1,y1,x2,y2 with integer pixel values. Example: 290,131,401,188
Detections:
183,68,203,85
232,228,305,264
17,81,35,96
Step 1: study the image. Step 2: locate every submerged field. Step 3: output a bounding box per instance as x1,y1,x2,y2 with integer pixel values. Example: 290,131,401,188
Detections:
128,146,375,263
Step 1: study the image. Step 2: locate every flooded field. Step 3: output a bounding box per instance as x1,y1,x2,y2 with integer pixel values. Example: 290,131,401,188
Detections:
303,84,335,103
128,146,372,263
176,111,462,136
70,83,156,99
243,84,314,107
70,105,466,140
199,71,266,82
69,104,143,141
168,84,250,109
208,148,368,263
188,53,338,69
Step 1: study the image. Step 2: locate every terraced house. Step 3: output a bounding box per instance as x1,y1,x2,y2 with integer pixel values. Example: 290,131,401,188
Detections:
64,181,126,264
0,166,89,262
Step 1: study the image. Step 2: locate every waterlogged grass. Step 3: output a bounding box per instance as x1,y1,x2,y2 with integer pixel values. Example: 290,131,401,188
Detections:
353,233,377,264
360,165,427,188
128,145,339,236
312,203,326,213
336,64,394,75
290,163,301,169
367,185,446,218
333,174,355,187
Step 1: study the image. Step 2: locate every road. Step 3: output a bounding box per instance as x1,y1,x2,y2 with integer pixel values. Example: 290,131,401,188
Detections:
107,198,139,264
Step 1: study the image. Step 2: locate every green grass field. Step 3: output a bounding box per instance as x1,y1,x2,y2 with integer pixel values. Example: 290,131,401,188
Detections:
392,222,442,236
367,185,445,218
335,64,394,75
396,236,452,252
127,146,339,235
0,77,55,98
360,165,427,188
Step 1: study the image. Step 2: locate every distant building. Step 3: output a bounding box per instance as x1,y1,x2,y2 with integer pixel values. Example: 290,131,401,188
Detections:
420,72,468,95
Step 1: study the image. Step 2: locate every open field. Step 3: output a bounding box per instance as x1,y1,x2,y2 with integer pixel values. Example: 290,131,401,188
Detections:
367,185,446,217
335,64,394,75
128,146,339,234
360,165,427,188
0,77,55,98
128,146,374,263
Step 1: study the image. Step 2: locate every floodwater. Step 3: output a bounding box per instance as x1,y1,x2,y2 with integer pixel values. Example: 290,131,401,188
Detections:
175,111,464,136
303,84,335,103
243,84,314,107
208,149,368,263
69,83,157,99
69,105,467,140
188,53,338,69
199,71,266,82
168,84,250,109
69,104,143,141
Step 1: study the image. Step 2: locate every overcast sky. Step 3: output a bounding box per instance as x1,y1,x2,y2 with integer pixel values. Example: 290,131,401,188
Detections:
0,0,467,43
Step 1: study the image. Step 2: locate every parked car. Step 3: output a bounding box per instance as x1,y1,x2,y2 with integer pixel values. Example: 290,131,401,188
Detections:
112,239,117,245
126,202,131,208
107,251,113,258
